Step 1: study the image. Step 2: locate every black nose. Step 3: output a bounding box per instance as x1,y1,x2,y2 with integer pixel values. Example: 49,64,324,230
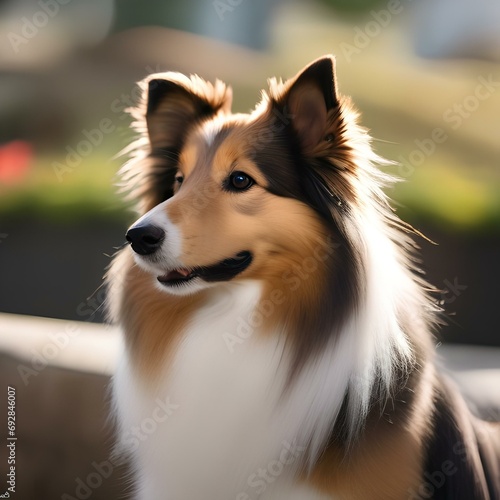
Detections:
126,224,165,255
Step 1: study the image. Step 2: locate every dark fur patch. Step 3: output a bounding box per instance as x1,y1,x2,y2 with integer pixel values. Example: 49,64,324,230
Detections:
147,79,215,117
421,384,494,500
253,59,364,374
147,148,180,205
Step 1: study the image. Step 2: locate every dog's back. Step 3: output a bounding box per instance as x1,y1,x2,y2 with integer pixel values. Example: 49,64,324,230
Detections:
421,379,500,499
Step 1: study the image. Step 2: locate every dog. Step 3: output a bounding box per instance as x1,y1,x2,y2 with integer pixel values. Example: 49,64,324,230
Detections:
107,55,500,499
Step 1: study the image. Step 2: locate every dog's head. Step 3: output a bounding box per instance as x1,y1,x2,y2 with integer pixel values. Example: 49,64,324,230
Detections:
124,56,365,298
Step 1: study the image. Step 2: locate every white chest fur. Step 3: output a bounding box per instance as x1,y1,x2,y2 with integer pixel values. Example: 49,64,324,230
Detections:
113,282,333,500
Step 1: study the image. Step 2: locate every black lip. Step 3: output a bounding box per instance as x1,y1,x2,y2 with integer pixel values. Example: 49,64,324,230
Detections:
157,251,253,287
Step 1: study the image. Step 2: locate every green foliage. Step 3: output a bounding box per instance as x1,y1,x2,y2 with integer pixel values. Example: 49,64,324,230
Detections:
0,153,130,224
1,147,499,233
390,162,500,233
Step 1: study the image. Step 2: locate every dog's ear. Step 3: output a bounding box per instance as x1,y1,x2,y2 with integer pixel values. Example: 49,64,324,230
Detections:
270,56,339,153
144,73,232,151
123,74,232,211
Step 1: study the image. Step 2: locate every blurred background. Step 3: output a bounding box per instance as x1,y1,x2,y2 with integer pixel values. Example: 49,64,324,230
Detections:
0,0,499,498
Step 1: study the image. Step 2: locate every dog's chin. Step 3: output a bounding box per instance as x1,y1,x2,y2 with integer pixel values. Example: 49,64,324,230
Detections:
153,275,212,296
134,250,254,297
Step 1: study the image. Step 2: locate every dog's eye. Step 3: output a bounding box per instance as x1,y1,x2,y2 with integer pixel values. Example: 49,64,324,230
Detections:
228,172,254,191
173,173,184,194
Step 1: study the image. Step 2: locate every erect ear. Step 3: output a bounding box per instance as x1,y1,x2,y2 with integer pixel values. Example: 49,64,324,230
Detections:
271,56,339,152
144,73,232,151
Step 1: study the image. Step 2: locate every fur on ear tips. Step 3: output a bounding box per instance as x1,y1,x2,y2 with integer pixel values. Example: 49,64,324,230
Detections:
271,56,339,152
146,75,232,116
143,73,232,150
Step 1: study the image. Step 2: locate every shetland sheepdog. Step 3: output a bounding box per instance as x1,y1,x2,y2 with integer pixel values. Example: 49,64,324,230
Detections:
107,56,500,499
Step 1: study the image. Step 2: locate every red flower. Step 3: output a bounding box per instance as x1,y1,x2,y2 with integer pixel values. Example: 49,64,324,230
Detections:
0,141,33,184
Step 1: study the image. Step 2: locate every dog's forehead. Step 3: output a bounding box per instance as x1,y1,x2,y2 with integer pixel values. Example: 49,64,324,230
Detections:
178,112,303,200
180,116,255,176
200,118,228,148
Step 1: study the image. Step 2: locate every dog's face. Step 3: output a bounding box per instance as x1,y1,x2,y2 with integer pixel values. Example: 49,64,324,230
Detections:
126,57,358,296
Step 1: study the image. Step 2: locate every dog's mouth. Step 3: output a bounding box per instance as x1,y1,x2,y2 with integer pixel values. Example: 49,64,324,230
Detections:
157,251,253,287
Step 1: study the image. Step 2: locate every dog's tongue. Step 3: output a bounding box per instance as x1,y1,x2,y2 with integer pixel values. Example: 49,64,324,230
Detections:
164,268,191,280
